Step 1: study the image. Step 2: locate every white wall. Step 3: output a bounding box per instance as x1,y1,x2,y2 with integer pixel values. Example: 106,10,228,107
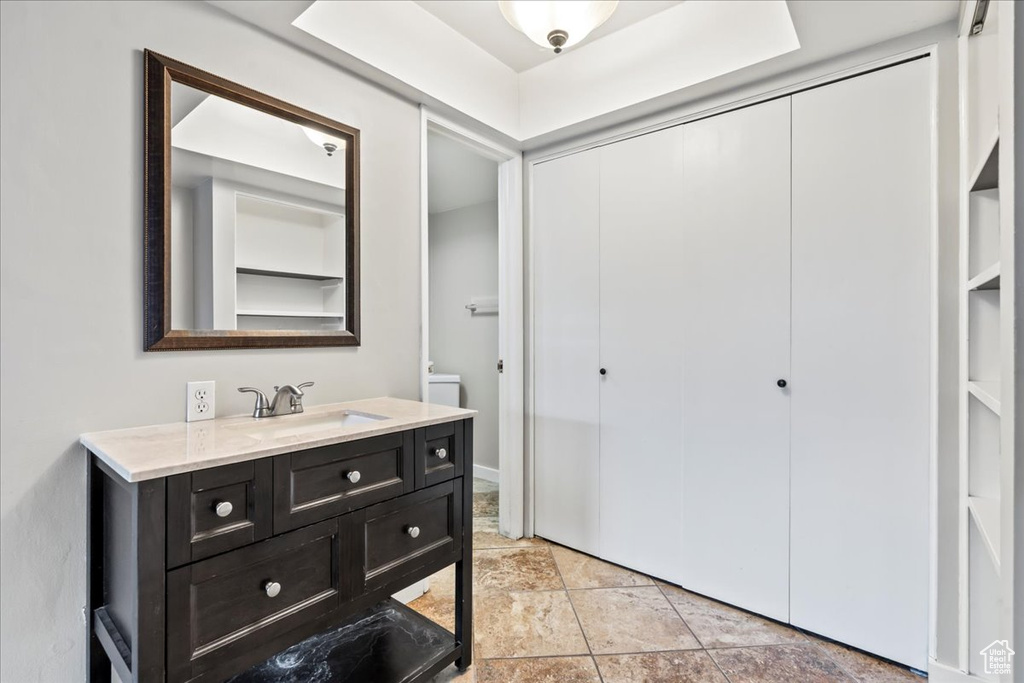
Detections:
0,2,422,680
429,201,500,473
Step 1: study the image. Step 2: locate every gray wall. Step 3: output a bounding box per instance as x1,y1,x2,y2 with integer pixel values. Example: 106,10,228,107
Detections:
0,2,421,680
429,201,500,473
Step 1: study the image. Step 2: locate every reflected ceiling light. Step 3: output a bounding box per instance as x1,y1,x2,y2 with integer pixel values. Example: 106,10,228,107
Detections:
498,0,618,54
302,126,346,157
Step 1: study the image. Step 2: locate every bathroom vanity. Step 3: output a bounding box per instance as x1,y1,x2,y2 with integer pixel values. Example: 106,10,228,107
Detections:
82,397,475,683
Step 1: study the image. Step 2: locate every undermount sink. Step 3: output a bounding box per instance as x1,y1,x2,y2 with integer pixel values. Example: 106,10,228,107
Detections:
231,410,388,439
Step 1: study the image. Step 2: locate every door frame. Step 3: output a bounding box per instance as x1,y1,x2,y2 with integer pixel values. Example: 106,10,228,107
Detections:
420,107,525,539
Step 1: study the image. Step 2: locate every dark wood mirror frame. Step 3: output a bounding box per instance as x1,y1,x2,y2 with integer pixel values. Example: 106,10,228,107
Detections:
143,50,360,351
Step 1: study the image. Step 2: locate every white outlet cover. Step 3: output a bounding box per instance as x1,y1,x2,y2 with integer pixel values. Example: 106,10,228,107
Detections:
186,380,216,422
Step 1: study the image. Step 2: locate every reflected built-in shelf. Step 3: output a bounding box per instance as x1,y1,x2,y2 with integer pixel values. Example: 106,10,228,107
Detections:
968,495,1001,574
237,266,344,282
237,310,344,318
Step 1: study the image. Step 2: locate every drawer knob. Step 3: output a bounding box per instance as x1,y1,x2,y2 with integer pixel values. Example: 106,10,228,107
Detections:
214,501,233,518
406,526,421,539
264,581,282,598
435,447,448,460
346,470,361,484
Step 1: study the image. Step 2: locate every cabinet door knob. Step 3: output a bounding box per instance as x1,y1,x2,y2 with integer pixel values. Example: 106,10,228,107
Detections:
435,447,448,460
777,379,787,388
599,368,607,376
264,581,281,598
406,526,421,539
346,470,361,484
214,501,233,518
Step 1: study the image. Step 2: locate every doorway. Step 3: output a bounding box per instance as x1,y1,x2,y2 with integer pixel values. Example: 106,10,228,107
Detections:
420,108,524,540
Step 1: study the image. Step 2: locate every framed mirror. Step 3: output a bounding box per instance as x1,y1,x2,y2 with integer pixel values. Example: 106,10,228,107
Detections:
144,50,360,350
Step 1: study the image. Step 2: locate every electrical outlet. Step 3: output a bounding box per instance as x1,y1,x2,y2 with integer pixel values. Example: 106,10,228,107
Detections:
186,380,216,422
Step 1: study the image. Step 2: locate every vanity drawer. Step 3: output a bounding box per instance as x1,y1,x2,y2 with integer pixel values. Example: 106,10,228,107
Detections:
166,519,345,683
167,460,273,568
415,421,465,488
274,431,414,533
355,480,462,592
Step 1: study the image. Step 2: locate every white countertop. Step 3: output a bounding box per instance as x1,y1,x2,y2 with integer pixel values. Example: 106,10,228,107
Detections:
81,397,476,483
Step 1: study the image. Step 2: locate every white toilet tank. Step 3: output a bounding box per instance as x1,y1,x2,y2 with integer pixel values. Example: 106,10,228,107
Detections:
428,373,461,407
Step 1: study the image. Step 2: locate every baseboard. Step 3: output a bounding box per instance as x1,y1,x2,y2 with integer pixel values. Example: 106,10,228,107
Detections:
929,659,986,682
473,464,499,483
391,578,430,605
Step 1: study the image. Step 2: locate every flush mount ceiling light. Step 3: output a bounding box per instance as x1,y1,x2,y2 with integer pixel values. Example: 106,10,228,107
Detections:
498,0,618,54
302,125,346,156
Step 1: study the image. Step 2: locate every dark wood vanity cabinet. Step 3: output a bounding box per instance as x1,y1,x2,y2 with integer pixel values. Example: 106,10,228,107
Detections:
88,419,473,683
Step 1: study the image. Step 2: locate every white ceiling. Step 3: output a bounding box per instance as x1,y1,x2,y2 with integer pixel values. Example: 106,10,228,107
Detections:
412,0,684,72
209,0,961,147
171,83,347,190
292,0,800,140
427,132,498,214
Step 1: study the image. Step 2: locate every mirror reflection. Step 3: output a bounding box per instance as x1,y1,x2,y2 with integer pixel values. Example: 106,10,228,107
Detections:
169,81,349,332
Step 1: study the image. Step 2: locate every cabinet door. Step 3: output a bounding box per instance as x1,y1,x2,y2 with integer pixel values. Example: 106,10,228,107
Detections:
791,59,931,669
598,126,685,580
533,149,601,553
678,98,792,620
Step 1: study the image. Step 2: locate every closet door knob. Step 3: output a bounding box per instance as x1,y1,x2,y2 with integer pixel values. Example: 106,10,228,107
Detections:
435,447,448,460
777,379,787,388
599,368,607,376
214,501,233,518
346,470,361,484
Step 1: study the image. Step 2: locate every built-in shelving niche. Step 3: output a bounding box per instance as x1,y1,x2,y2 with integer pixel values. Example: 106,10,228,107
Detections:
234,193,346,331
954,2,1014,678
963,124,1002,680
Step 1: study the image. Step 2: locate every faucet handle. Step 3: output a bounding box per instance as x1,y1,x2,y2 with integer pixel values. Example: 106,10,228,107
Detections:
285,382,314,415
238,387,271,418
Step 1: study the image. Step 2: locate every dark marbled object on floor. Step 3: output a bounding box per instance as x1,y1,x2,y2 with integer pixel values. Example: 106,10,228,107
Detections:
228,599,457,683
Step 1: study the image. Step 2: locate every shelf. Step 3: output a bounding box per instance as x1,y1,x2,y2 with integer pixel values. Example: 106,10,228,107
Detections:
967,262,1000,291
237,310,344,318
237,266,344,282
968,496,1001,573
968,381,1001,415
969,133,999,192
228,599,460,683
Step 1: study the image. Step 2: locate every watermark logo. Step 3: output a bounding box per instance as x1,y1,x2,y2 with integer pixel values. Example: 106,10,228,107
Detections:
980,639,1015,676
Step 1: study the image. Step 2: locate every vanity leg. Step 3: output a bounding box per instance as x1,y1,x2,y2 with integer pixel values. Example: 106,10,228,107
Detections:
455,420,474,671
87,458,112,683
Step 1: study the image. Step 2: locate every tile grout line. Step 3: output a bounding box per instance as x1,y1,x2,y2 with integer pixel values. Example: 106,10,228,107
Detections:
654,580,706,649
704,648,737,683
654,581,736,683
549,545,604,683
797,631,865,683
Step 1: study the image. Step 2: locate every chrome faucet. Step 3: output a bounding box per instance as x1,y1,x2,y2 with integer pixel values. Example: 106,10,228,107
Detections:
237,382,315,418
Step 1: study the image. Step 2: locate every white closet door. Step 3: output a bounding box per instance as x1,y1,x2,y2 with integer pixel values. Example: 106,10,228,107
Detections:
679,98,793,620
599,127,685,580
791,59,931,669
533,149,601,553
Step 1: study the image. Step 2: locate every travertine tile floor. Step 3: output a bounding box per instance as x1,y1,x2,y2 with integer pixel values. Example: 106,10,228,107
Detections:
412,480,921,683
